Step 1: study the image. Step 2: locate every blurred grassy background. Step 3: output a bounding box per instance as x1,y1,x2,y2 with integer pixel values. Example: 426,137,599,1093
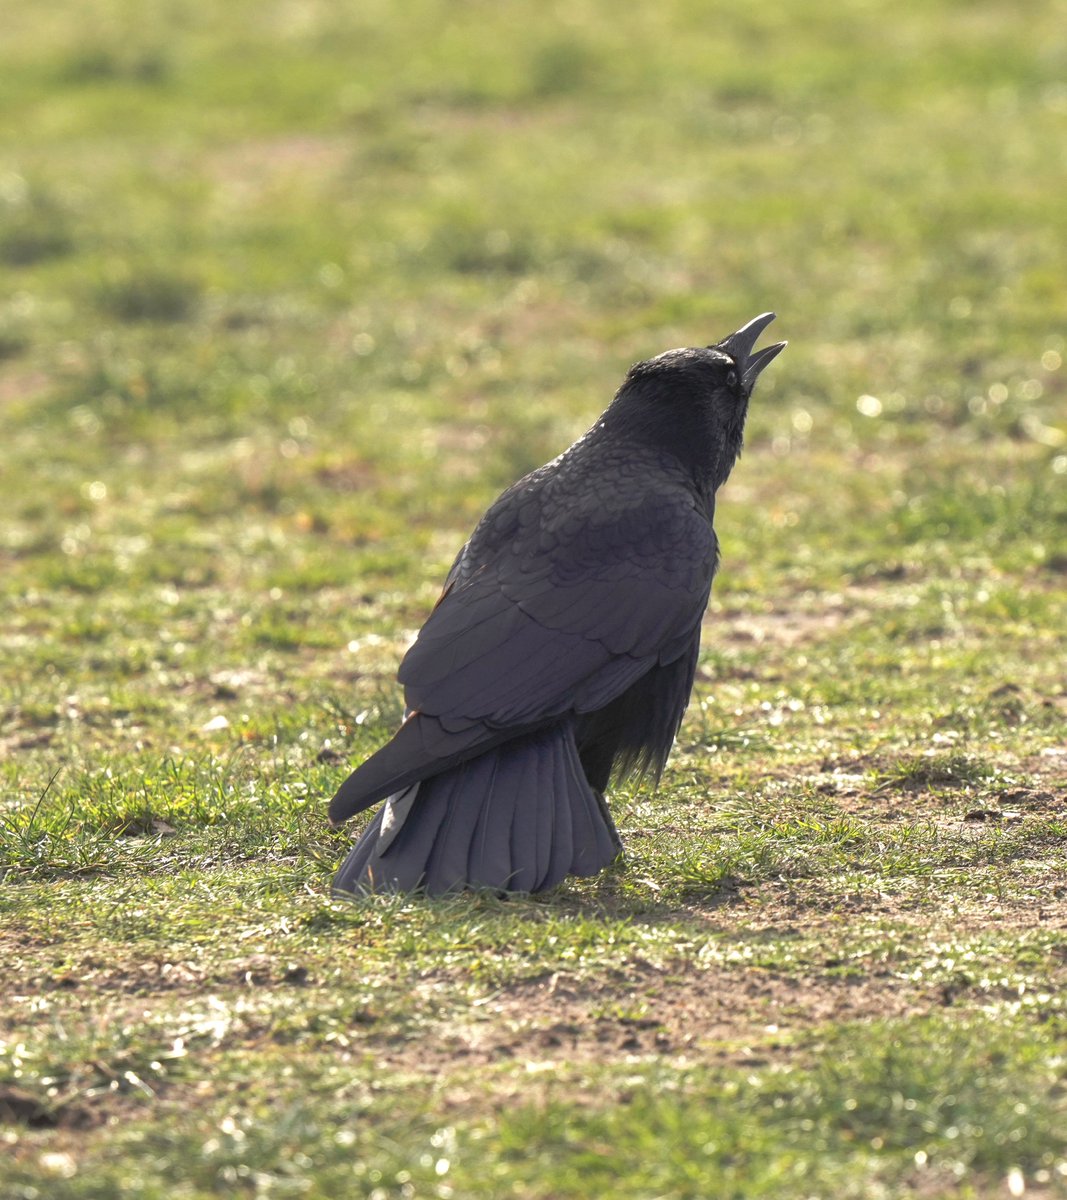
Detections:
2,1,1067,1196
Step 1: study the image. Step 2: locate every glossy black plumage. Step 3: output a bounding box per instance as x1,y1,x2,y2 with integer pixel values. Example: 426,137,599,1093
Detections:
329,313,786,895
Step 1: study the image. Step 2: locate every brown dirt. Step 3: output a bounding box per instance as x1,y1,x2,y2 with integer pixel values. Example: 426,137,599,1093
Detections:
0,368,50,407
719,604,852,647
204,133,353,192
0,1084,116,1131
437,961,935,1071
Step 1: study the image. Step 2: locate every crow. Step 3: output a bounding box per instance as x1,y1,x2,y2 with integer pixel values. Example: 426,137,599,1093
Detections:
329,312,785,895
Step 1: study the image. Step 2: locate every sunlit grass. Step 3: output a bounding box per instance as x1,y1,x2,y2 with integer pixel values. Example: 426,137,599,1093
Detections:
2,0,1066,1195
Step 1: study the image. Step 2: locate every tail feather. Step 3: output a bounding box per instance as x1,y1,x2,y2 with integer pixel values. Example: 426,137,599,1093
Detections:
332,722,621,896
532,733,555,888
466,752,514,887
567,749,618,875
508,752,540,892
423,758,478,892
542,737,574,890
566,743,600,876
333,783,443,894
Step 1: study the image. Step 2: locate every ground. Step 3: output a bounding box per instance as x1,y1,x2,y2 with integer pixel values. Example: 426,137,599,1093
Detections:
1,0,1066,1196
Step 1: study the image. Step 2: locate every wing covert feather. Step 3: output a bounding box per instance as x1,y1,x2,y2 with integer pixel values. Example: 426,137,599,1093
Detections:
399,469,716,728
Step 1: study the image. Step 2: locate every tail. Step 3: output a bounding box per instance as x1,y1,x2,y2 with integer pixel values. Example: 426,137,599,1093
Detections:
332,722,622,896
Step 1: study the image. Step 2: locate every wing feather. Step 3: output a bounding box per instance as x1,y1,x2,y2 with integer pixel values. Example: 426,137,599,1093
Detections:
330,445,718,824
399,482,716,728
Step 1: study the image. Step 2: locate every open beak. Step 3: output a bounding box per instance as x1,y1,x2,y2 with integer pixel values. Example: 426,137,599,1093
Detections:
715,312,787,391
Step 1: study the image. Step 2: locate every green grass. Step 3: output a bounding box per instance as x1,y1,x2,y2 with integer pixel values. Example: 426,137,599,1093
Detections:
2,0,1067,1196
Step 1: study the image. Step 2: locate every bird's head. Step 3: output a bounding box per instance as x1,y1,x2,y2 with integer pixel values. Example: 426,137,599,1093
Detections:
605,312,786,491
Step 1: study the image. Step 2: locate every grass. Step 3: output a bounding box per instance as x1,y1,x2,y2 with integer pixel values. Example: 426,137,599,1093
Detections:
2,0,1066,1196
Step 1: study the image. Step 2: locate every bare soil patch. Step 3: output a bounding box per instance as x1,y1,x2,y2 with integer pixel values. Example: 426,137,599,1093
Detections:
459,961,934,1069
0,368,50,407
0,1085,88,1130
203,134,353,204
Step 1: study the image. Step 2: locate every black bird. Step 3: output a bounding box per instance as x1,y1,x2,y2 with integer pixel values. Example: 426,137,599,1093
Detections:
329,312,786,895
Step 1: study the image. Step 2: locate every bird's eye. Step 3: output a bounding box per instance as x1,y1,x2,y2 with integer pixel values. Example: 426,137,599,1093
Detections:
726,369,739,389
